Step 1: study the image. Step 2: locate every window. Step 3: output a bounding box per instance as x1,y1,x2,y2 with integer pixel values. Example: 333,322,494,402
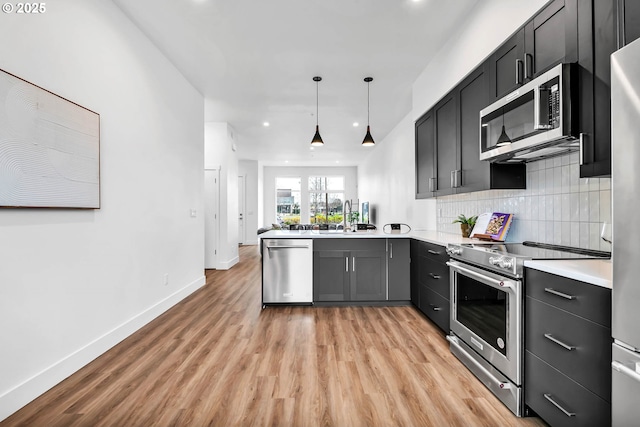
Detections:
309,176,344,224
275,177,301,225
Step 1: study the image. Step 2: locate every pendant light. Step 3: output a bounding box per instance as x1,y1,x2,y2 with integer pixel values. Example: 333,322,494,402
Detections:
496,107,512,146
362,77,375,146
310,76,324,147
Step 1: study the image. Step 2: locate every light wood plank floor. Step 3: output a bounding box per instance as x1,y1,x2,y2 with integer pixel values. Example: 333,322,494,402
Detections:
2,245,548,427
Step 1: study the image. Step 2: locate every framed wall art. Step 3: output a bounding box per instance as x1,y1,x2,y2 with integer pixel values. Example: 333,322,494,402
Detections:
0,68,100,208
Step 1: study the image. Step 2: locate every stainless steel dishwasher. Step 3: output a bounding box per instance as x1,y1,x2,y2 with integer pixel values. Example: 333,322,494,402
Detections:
262,239,313,306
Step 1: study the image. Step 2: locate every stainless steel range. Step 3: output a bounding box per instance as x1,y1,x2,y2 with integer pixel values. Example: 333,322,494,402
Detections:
445,241,610,416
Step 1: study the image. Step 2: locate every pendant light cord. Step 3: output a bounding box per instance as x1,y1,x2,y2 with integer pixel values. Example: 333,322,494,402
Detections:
316,79,319,126
367,80,370,126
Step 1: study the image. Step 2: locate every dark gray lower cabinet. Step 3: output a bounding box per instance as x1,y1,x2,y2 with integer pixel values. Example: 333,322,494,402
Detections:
525,268,611,426
313,238,408,303
410,240,450,332
388,239,410,301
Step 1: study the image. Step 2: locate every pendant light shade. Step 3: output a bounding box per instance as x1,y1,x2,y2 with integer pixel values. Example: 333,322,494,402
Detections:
362,77,375,146
496,125,512,146
310,76,324,147
496,107,511,146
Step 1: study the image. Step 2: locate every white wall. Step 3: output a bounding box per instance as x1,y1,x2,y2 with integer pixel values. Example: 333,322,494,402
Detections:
0,0,205,420
239,160,260,244
205,123,239,268
263,166,358,226
359,0,548,231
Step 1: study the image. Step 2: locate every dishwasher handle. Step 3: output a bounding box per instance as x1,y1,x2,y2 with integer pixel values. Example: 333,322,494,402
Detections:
265,245,311,250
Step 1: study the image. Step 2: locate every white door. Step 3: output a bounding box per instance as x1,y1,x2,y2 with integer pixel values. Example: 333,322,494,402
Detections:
238,175,245,245
204,169,219,269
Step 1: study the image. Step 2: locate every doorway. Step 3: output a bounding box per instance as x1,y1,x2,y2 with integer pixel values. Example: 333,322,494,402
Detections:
204,169,220,269
238,174,246,245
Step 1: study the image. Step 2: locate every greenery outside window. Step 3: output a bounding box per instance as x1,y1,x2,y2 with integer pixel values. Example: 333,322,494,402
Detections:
309,176,344,224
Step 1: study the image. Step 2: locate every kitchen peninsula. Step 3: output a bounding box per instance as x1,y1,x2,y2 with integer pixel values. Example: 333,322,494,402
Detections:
259,229,471,307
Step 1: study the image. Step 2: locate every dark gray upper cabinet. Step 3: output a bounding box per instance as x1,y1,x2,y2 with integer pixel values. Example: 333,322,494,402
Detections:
414,64,526,199
434,94,457,197
415,111,435,199
617,0,640,47
489,29,525,100
489,0,577,102
577,0,616,177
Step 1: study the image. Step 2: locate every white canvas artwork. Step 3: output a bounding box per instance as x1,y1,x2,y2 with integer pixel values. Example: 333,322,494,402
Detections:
0,69,100,208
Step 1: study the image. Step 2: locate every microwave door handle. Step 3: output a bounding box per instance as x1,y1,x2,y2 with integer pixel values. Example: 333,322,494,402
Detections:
533,85,552,130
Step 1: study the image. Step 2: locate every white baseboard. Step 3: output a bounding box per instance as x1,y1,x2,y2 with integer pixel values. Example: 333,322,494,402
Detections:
0,275,206,422
216,255,239,270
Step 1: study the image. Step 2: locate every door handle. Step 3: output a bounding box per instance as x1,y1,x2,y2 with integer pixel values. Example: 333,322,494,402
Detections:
515,59,524,85
524,53,533,80
352,257,355,271
579,133,586,166
612,361,640,383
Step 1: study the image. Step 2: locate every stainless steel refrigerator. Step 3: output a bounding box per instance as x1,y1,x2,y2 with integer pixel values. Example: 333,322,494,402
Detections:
611,37,640,426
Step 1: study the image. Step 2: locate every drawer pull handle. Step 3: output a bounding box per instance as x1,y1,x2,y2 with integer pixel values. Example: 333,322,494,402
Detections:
429,304,442,311
544,334,576,351
429,273,441,279
427,249,441,255
543,393,576,417
612,361,640,383
544,288,576,300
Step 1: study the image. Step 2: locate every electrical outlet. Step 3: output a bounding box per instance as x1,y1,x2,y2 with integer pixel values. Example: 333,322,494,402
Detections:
163,273,169,286
190,209,197,218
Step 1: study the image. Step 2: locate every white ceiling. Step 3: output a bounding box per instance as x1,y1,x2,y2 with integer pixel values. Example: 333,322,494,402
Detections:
112,0,479,166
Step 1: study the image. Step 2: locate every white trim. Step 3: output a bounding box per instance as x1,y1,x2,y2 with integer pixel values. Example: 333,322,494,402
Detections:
0,275,206,422
216,255,239,270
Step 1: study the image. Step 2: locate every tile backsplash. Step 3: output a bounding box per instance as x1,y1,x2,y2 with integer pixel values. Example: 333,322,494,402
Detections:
436,153,611,251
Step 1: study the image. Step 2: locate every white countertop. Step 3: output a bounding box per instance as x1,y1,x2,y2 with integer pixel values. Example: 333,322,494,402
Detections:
259,229,472,245
524,259,612,289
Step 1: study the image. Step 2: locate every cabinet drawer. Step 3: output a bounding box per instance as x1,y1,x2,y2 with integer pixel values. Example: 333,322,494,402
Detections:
419,284,450,332
525,352,611,427
525,268,611,327
526,297,612,400
419,258,449,298
313,238,386,252
419,240,448,262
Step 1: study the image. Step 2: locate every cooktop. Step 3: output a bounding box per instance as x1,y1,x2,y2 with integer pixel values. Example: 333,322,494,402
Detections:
459,241,611,260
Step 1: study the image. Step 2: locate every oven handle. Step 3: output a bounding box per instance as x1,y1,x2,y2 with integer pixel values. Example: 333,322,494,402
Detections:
446,335,512,390
446,261,517,291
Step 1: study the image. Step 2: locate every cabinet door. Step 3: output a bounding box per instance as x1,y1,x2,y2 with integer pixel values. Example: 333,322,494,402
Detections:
578,0,615,177
619,0,640,47
415,111,435,198
524,0,578,80
388,239,410,301
458,66,490,193
489,29,525,101
435,95,458,197
350,250,387,301
313,250,349,301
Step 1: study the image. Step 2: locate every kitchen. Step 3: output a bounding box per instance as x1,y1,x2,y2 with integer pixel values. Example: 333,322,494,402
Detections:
1,0,638,426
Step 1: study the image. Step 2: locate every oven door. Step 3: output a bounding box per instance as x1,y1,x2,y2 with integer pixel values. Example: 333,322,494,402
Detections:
447,260,522,385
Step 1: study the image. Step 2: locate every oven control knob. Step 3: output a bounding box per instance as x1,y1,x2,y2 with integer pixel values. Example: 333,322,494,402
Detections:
489,256,500,266
446,247,462,256
499,257,514,269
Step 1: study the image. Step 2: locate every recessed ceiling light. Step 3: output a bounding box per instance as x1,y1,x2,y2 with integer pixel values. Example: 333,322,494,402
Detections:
336,160,340,164
353,122,359,127
263,122,270,127
284,160,289,164
310,147,315,150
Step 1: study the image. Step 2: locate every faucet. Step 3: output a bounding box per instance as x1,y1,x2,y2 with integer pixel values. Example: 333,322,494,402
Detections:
343,199,352,232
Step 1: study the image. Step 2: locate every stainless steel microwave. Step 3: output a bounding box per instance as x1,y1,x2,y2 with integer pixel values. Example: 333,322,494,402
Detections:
479,63,578,163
